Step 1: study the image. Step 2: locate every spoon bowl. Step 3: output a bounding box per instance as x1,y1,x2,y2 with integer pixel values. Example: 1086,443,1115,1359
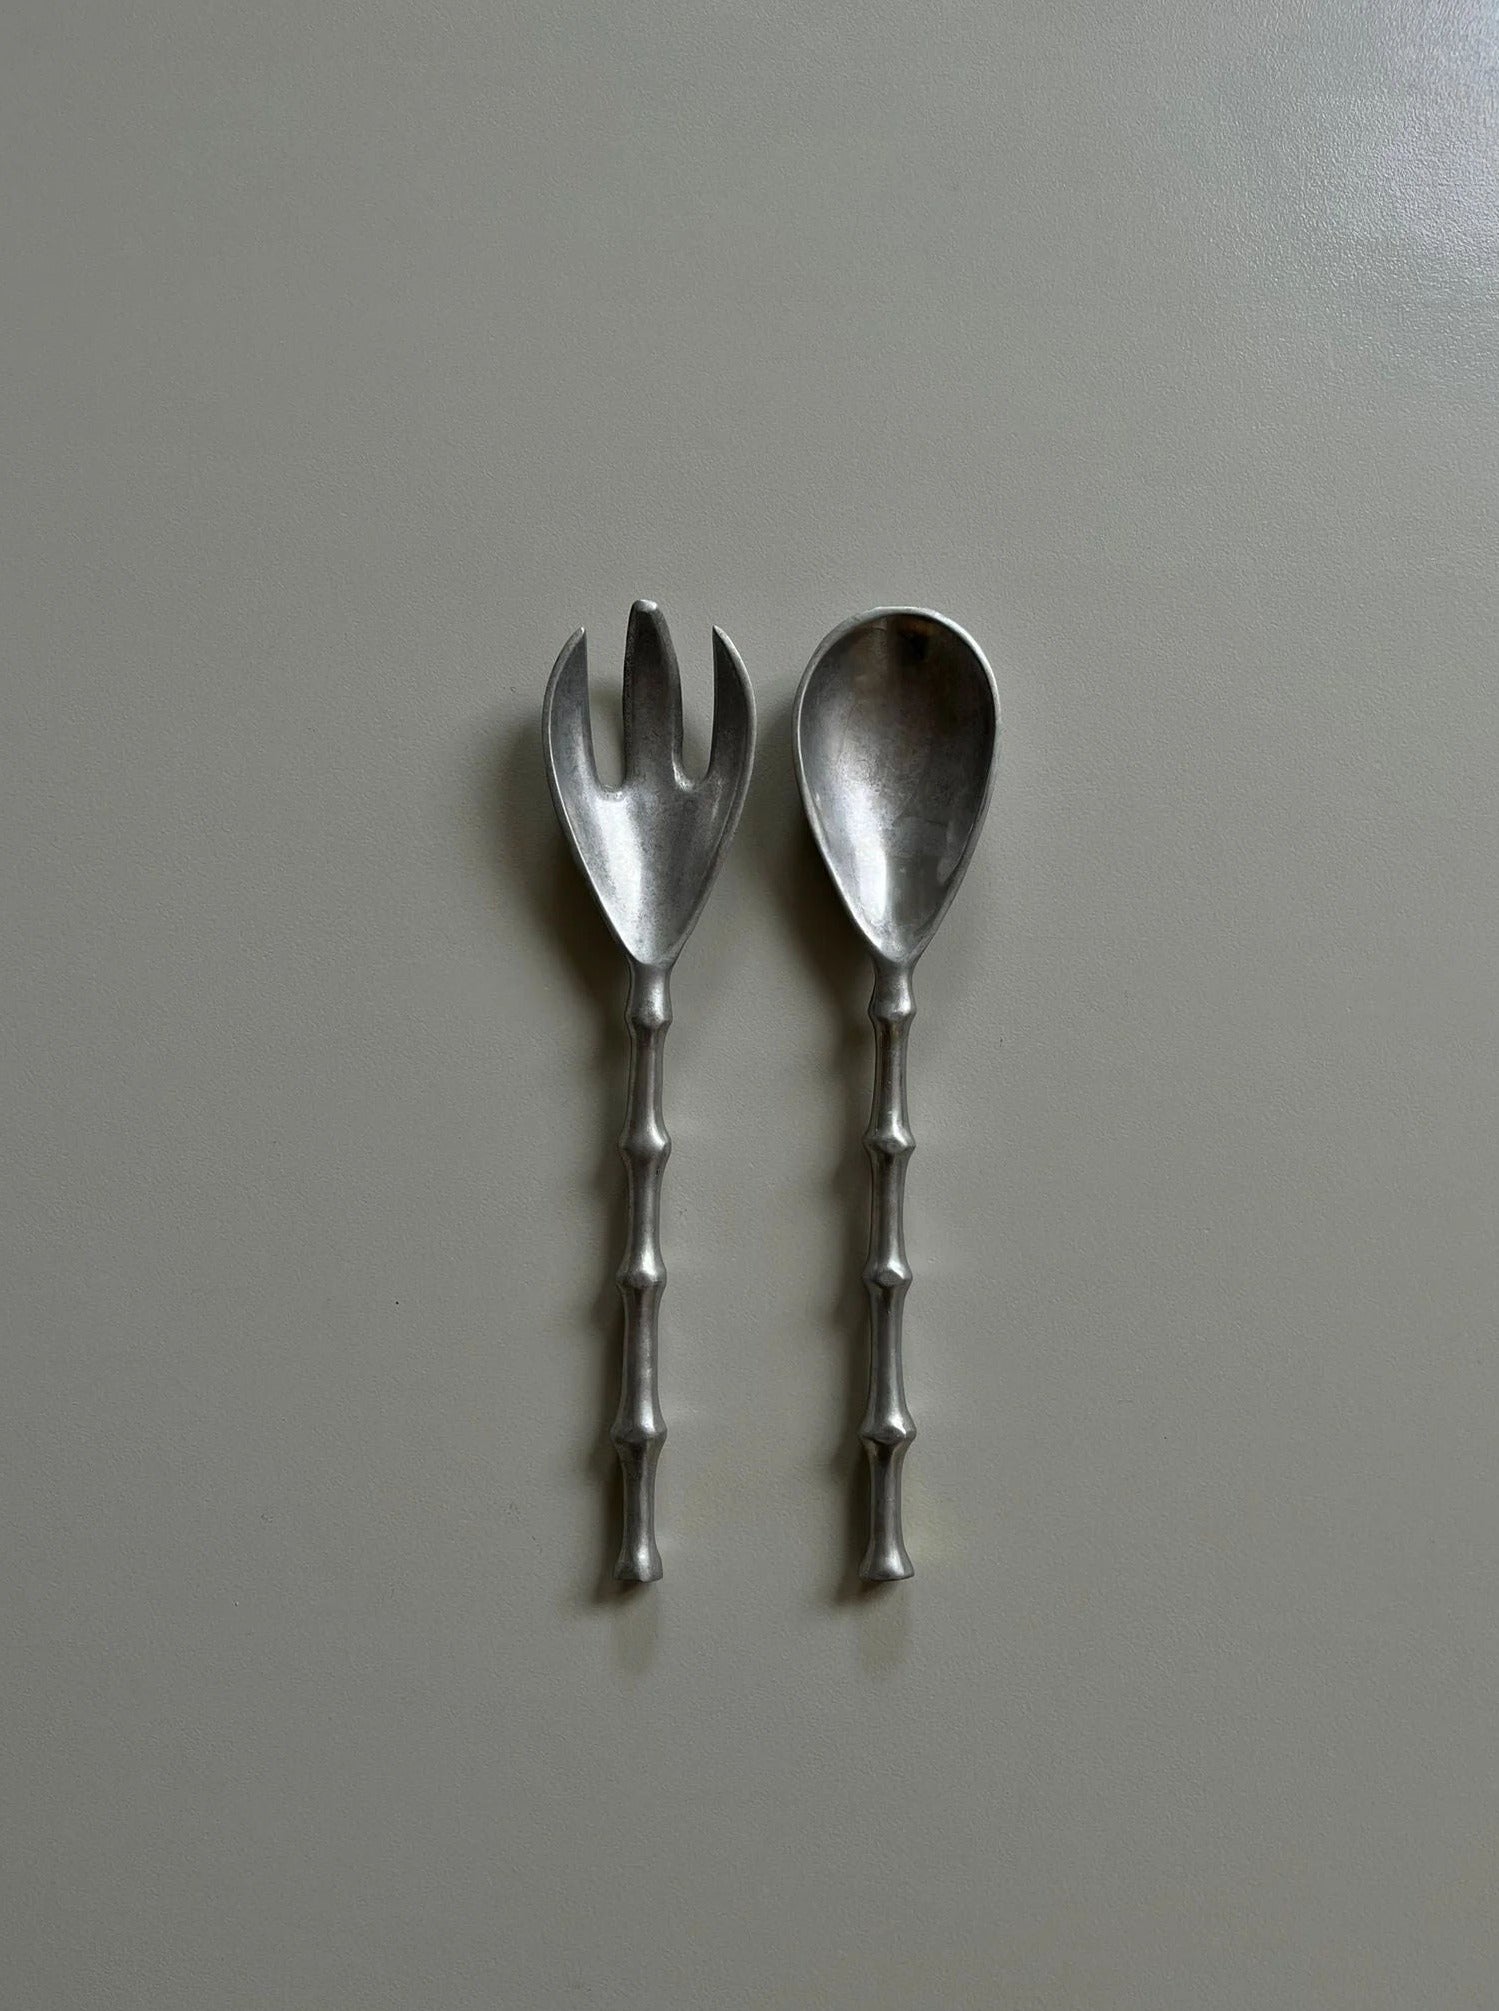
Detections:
793,609,999,969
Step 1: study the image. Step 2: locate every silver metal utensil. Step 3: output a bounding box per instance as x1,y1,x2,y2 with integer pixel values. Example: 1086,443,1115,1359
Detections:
544,601,756,1583
793,608,999,1582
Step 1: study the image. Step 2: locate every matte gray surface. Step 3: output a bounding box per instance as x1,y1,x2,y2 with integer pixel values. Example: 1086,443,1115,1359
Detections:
3,2,1497,2006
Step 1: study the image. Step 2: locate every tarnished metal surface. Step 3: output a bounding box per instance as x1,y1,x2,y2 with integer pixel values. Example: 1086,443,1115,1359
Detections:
794,609,999,1580
544,602,755,1582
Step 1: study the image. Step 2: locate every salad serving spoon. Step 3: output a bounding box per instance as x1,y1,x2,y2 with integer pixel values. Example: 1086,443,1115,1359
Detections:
793,608,999,1581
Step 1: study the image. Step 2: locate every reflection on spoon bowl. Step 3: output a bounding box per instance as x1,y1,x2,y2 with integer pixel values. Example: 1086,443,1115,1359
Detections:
793,608,999,969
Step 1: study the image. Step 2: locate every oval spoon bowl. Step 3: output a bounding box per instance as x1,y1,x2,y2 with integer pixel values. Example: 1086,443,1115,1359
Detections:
793,608,999,969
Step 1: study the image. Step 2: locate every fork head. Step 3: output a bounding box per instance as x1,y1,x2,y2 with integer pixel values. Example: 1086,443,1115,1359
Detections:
543,601,756,969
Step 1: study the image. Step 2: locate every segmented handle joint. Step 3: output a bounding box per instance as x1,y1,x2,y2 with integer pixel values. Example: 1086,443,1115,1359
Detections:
612,963,671,1583
861,963,917,1580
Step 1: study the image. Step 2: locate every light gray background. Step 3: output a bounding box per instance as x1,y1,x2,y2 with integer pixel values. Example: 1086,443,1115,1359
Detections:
4,3,1497,2006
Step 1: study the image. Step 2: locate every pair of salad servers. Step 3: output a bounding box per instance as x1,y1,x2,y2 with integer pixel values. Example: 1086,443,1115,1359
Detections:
543,603,1001,1585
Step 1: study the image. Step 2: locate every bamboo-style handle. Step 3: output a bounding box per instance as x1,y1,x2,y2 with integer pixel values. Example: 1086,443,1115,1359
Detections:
861,962,918,1581
613,962,671,1583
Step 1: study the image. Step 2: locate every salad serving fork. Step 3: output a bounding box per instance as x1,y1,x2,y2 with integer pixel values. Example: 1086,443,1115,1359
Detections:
544,602,755,1582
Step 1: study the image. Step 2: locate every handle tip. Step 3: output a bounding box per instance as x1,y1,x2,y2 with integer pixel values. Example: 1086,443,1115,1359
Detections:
860,1540,914,1584
614,1541,664,1585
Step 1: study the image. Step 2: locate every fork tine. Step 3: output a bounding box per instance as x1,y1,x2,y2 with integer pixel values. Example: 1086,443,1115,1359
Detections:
707,626,756,789
543,627,600,801
623,600,684,777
